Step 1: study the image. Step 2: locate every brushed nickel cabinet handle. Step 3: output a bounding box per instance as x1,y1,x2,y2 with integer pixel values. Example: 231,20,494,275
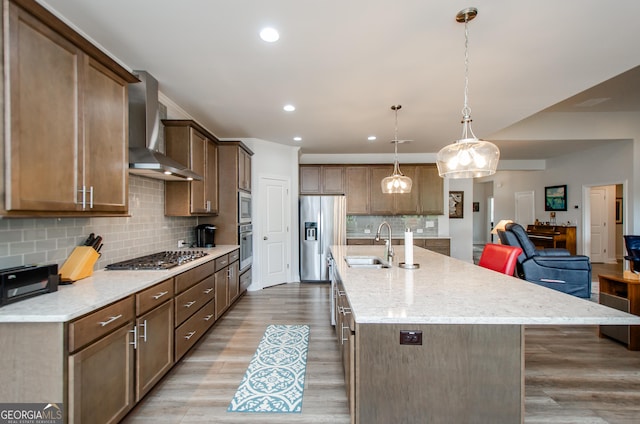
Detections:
99,314,123,327
140,320,147,342
152,291,169,300
204,314,214,321
184,331,197,340
184,301,197,308
341,325,349,344
129,325,138,349
203,288,214,294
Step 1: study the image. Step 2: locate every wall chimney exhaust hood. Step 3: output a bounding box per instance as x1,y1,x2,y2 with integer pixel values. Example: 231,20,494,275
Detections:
128,71,203,181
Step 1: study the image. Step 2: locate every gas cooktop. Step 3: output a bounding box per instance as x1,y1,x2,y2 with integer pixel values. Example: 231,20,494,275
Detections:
106,251,208,271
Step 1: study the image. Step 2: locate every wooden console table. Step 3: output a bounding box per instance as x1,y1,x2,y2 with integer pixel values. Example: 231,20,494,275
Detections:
526,225,576,255
598,274,640,350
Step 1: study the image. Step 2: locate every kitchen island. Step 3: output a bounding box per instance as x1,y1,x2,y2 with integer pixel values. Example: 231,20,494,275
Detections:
330,244,640,424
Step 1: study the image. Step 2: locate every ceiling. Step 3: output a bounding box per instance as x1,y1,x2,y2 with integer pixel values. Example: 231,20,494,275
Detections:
41,0,640,160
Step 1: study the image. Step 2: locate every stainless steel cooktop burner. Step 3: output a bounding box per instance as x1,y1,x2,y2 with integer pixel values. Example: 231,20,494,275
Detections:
106,251,208,270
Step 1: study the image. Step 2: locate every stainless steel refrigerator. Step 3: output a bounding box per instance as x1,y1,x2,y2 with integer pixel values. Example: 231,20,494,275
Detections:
299,195,346,281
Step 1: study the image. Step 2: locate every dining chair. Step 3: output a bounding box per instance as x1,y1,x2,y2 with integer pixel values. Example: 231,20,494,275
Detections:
478,243,523,276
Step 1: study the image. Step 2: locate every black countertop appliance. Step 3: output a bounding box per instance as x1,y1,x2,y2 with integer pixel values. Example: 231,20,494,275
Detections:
1,264,59,306
195,224,216,248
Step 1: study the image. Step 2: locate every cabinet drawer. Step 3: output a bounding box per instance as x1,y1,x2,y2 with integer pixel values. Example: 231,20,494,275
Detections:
175,300,216,360
174,275,216,326
69,296,135,352
240,268,252,292
136,278,174,315
175,262,214,294
229,249,240,263
215,254,229,272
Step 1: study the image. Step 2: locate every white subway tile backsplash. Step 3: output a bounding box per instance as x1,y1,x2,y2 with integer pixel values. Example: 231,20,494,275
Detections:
0,175,199,271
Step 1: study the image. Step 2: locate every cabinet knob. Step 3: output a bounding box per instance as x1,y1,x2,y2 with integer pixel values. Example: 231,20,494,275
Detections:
263,236,268,240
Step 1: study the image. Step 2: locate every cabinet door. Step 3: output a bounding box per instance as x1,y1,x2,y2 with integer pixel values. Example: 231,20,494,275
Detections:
369,166,395,214
84,57,128,212
238,148,251,192
323,166,345,194
215,267,229,319
5,4,81,212
346,167,370,214
205,140,219,214
300,166,322,194
417,165,444,214
393,165,419,214
228,260,240,303
68,323,135,424
136,300,174,401
189,129,207,214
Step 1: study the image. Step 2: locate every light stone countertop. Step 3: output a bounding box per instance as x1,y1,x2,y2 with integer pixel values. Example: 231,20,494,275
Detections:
330,244,640,325
0,246,239,323
346,234,449,239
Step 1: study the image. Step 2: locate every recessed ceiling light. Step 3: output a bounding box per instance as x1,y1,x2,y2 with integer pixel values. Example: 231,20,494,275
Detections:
283,104,295,112
260,27,279,42
293,137,302,142
368,136,377,141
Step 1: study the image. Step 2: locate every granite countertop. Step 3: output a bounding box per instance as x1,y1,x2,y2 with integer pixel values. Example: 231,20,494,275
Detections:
330,244,640,325
0,246,239,323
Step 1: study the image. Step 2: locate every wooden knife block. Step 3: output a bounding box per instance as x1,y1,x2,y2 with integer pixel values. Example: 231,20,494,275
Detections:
60,246,100,282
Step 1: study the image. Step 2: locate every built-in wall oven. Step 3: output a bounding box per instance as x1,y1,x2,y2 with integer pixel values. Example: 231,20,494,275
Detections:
238,192,251,224
239,223,253,271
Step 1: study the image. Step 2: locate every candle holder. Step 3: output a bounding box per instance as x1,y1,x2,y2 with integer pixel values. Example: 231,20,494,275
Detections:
399,262,420,269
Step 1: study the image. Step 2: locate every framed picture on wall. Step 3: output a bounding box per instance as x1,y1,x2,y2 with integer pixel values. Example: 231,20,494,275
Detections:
473,202,480,212
616,198,623,224
545,185,567,211
449,191,464,219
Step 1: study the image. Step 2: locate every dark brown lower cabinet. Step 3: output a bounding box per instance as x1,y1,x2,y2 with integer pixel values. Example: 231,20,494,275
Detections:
136,300,174,401
68,323,135,424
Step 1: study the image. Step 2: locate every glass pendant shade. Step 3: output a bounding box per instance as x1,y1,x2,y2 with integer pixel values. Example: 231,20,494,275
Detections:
381,160,413,193
436,136,500,179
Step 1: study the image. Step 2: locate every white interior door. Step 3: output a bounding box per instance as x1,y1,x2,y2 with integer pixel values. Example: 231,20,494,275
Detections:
590,187,607,263
515,191,535,226
260,177,289,288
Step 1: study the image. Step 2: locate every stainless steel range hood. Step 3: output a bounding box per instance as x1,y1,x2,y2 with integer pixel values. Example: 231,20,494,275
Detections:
128,71,203,181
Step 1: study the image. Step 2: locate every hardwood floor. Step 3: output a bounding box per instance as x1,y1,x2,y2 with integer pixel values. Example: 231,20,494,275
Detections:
123,283,350,423
123,283,640,424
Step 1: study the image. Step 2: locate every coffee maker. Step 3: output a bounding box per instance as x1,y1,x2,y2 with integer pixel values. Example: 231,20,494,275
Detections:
195,224,216,247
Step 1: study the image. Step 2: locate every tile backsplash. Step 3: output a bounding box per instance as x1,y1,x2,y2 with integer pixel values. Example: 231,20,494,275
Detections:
347,215,438,237
0,175,199,270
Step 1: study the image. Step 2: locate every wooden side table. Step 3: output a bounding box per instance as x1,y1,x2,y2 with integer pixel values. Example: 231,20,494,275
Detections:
598,274,640,350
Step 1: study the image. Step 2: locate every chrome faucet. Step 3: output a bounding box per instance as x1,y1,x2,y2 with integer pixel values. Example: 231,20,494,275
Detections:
375,221,394,264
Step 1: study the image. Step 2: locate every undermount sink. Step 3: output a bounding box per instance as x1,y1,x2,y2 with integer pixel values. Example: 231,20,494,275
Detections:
344,256,391,269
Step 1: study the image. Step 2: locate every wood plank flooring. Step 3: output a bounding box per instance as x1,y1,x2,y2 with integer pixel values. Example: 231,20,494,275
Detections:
123,283,640,424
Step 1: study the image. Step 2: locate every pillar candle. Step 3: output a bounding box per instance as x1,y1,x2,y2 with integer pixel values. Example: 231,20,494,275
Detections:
404,228,414,266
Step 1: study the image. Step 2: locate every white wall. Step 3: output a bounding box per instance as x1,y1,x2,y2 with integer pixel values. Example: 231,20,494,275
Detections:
448,179,474,262
243,138,300,290
473,181,492,244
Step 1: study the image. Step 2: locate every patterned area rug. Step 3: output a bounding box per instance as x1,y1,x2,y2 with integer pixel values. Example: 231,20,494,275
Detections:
228,324,310,413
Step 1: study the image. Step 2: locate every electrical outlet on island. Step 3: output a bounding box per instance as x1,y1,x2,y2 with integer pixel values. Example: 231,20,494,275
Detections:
177,239,186,248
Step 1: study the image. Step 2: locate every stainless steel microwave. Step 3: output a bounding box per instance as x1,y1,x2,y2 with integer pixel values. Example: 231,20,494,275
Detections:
239,191,251,224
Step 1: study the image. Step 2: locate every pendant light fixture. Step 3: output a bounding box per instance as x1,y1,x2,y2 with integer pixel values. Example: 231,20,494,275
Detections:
381,105,413,193
436,7,500,179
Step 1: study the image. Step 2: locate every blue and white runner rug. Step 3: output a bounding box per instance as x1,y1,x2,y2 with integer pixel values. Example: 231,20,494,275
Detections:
228,324,310,413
